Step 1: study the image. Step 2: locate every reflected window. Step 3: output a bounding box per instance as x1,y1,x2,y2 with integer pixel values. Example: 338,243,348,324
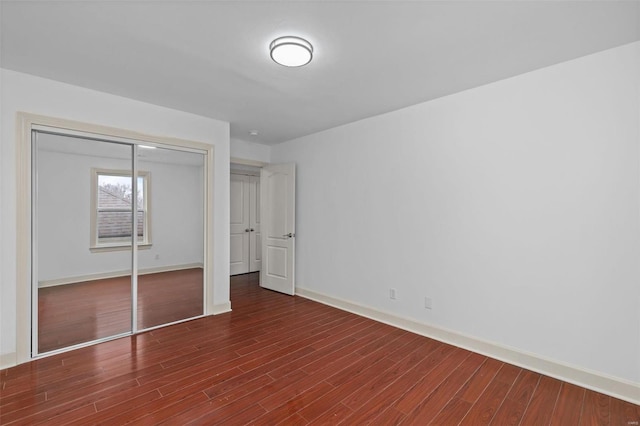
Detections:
91,169,151,250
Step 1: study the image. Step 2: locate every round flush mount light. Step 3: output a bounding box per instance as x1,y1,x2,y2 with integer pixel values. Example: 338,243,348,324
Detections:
270,36,313,67
249,130,259,136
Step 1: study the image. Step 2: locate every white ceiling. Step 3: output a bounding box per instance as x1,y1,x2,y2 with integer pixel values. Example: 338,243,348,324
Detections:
2,1,639,145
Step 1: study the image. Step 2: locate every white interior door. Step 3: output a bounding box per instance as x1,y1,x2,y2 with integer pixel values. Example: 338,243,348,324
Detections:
260,163,295,295
230,174,250,275
249,177,262,272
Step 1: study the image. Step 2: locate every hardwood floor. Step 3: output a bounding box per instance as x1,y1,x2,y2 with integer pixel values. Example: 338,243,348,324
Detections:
2,272,639,425
38,268,203,353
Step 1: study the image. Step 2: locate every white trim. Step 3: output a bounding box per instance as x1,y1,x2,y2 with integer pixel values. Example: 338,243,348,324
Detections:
16,113,32,364
89,243,152,253
38,263,204,288
211,301,232,315
1,352,17,369
30,130,39,357
296,286,640,406
204,137,215,316
231,170,260,177
28,119,214,152
230,157,267,167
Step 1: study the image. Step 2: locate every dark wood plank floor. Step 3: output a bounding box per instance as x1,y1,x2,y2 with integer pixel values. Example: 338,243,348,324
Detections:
2,272,639,425
38,268,203,353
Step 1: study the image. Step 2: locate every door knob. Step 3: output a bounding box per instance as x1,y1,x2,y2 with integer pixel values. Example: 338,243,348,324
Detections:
282,232,295,238
250,228,255,232
245,228,250,232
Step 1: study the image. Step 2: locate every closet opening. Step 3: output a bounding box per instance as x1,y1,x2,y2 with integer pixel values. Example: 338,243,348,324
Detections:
230,163,262,276
18,114,214,360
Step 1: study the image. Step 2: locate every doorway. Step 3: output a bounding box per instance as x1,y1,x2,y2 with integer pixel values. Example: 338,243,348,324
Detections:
228,160,296,295
230,165,262,275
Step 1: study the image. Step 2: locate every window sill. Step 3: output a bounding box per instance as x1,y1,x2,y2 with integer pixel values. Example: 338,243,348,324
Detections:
90,243,152,253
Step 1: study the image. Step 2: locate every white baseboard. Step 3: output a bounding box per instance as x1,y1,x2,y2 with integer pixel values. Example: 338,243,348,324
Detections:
296,286,640,406
39,263,204,288
211,301,232,315
1,352,17,369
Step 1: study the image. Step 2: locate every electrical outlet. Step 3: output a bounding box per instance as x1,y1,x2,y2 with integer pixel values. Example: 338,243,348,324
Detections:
389,288,397,300
424,297,432,309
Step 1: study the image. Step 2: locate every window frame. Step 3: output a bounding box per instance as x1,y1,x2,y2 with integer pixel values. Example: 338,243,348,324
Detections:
90,168,152,252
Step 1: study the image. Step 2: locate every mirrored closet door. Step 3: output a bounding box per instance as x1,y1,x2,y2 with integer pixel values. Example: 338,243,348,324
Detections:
135,146,204,330
32,129,206,356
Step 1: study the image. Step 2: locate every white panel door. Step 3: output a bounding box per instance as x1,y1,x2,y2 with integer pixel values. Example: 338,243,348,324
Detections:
260,163,295,295
249,176,262,272
230,174,250,275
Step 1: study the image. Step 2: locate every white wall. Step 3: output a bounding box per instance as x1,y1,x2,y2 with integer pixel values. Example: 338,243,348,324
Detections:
0,6,5,367
272,42,640,385
230,138,271,163
0,69,230,362
36,143,205,282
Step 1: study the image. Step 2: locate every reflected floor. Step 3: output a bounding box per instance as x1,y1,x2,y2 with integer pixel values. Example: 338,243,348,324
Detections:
38,268,203,353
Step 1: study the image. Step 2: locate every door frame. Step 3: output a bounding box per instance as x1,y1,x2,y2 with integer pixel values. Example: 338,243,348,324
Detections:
230,157,267,276
16,112,216,364
231,157,267,168
230,172,252,275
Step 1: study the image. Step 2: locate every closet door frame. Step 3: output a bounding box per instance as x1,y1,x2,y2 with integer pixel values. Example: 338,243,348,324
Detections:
230,173,251,275
230,171,261,275
16,113,216,363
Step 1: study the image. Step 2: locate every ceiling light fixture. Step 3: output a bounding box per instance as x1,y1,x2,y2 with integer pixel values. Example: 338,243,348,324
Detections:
249,130,259,136
270,36,313,67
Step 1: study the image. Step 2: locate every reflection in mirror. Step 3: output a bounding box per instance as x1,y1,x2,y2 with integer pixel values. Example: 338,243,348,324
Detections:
34,132,133,353
95,172,148,246
33,131,206,354
136,147,205,330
